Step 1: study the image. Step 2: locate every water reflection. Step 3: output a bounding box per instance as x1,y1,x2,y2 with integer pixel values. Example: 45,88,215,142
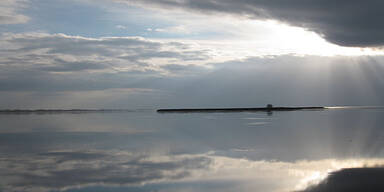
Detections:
1,150,384,192
299,167,384,192
0,150,211,192
0,109,383,191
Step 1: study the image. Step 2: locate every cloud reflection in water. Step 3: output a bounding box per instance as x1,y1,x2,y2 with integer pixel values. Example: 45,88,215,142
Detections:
0,109,384,191
1,149,384,192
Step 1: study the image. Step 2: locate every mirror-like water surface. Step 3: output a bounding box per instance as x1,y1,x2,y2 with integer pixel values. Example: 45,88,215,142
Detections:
1,108,384,192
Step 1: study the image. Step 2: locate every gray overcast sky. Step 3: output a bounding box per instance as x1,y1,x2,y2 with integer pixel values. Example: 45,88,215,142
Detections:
1,0,384,109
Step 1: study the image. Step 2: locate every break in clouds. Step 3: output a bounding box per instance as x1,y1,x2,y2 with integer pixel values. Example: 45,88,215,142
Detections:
123,0,384,47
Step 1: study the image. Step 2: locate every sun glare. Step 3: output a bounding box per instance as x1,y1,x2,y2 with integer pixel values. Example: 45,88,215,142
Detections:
242,20,384,57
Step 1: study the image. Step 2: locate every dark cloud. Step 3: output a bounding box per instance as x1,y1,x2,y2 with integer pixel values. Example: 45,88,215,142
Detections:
39,151,110,162
39,59,108,72
119,50,209,61
161,64,210,74
299,167,384,192
125,0,384,47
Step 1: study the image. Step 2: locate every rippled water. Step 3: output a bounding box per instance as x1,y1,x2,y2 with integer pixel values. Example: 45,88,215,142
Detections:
1,108,384,192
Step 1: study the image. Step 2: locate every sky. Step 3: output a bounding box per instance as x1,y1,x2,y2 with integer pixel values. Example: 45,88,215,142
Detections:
1,0,384,109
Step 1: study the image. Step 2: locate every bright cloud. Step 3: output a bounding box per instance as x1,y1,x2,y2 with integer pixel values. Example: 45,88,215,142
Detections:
102,1,384,57
114,0,384,48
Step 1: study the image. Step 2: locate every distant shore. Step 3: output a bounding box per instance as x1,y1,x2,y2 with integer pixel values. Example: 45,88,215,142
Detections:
157,106,325,113
0,109,139,114
2,106,382,114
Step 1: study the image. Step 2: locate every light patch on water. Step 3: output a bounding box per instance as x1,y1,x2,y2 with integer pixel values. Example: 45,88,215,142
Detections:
247,122,269,126
325,106,384,109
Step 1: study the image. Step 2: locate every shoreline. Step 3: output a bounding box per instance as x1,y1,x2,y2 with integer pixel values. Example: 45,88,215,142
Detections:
157,106,325,113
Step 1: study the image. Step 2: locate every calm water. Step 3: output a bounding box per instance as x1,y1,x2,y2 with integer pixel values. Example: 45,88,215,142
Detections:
1,108,384,192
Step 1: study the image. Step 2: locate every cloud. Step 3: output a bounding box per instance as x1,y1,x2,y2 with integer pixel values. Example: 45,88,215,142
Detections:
0,33,210,73
155,25,192,34
38,58,108,72
116,25,127,29
0,0,29,24
299,167,384,192
1,33,384,108
119,0,384,47
0,33,211,93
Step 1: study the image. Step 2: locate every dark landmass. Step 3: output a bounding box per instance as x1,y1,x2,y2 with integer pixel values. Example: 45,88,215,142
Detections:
157,106,325,113
298,167,384,192
0,109,139,114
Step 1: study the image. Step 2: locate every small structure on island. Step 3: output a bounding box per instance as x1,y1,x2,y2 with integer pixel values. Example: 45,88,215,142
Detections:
266,104,273,115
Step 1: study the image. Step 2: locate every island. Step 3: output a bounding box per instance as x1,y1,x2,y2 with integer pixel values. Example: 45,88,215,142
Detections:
157,104,324,113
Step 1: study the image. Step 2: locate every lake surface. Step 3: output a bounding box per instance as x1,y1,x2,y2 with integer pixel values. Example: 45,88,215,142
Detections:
1,108,384,192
